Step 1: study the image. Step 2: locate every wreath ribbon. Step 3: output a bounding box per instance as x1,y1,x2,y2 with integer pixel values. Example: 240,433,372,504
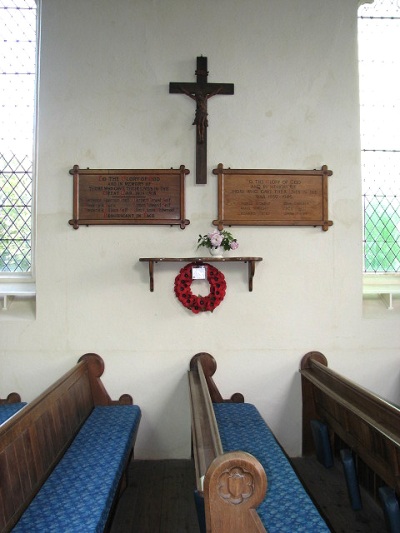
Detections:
174,262,226,313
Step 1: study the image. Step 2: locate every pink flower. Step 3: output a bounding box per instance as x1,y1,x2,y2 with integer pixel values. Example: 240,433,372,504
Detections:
230,240,239,250
209,231,223,247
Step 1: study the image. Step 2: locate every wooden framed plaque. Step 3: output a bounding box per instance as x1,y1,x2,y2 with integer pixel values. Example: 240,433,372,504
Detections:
69,165,190,229
212,164,333,231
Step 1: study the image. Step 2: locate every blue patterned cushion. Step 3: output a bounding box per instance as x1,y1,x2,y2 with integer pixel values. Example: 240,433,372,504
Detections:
0,403,26,425
213,403,329,533
13,405,141,533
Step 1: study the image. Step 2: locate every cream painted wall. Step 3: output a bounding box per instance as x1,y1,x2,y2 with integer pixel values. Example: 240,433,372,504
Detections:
1,0,399,459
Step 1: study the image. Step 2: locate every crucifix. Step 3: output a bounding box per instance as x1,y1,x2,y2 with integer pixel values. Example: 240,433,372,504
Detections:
169,56,234,184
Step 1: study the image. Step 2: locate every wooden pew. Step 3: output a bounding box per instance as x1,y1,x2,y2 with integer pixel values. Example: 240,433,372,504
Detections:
189,352,329,533
0,353,140,533
300,351,400,501
189,352,267,532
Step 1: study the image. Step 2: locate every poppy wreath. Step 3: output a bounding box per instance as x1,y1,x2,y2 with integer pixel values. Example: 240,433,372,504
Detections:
174,262,227,313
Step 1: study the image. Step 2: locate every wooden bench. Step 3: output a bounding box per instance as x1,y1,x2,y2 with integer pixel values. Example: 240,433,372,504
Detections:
188,352,329,533
0,353,141,533
300,351,400,530
0,393,26,425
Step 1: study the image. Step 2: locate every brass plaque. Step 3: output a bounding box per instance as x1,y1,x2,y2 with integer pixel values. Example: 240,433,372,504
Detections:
213,164,333,231
69,165,190,229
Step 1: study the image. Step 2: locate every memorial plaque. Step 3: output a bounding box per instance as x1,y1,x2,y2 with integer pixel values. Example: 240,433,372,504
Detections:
69,165,190,229
212,164,333,231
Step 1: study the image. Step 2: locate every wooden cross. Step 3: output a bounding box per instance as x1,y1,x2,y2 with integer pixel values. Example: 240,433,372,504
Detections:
169,56,234,184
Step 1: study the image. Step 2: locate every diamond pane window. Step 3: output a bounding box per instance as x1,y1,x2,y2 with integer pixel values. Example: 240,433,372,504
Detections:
358,0,400,273
0,0,37,274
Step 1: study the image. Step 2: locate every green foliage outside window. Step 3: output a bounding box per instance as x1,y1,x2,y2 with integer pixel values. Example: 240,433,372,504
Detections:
364,195,400,272
0,164,32,273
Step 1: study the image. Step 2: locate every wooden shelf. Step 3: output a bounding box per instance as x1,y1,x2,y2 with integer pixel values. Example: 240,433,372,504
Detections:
139,257,263,292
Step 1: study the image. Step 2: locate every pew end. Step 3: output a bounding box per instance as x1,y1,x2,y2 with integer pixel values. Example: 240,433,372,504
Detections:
204,451,267,533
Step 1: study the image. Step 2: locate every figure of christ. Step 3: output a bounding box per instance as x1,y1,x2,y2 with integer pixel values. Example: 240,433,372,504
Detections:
180,86,222,143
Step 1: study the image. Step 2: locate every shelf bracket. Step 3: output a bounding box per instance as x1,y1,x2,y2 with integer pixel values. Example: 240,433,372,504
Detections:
246,260,256,292
148,260,155,292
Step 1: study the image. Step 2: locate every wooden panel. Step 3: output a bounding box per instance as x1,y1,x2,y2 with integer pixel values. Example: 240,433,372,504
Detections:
0,447,17,524
21,429,38,491
68,165,190,229
212,164,333,231
14,435,32,504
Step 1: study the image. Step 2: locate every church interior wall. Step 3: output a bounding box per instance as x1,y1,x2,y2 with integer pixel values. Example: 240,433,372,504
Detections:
0,0,399,459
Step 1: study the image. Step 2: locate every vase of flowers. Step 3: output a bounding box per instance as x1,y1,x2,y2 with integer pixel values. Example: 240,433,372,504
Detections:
197,229,239,257
209,246,223,257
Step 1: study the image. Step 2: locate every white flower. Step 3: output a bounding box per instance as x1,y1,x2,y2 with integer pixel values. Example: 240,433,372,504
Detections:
197,229,239,251
209,231,223,247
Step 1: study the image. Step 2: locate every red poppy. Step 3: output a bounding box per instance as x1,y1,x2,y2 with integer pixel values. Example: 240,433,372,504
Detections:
174,262,227,313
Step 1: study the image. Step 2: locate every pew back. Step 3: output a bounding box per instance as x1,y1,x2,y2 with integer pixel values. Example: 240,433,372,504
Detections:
0,353,132,533
300,351,400,498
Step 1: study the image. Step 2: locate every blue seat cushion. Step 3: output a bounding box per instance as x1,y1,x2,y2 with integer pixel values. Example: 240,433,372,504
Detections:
213,402,329,533
13,405,141,533
0,403,26,425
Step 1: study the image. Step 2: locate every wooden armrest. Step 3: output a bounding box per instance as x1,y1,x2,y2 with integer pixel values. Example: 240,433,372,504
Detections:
188,358,223,491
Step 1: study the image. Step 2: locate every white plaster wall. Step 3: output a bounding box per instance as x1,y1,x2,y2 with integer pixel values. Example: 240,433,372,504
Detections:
1,0,399,459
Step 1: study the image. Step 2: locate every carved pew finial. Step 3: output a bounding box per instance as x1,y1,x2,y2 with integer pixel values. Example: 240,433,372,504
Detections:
190,352,244,403
300,351,328,370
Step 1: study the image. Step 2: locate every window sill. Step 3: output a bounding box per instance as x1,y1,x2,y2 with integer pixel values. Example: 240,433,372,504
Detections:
0,282,36,319
363,274,400,310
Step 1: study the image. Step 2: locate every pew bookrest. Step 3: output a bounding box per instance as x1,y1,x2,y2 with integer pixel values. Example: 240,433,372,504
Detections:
188,352,329,533
300,351,400,530
0,353,141,533
0,393,26,425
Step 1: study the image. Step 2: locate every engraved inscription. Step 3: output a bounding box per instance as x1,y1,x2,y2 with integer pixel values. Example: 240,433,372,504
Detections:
79,173,180,221
69,165,190,229
213,164,333,230
223,174,323,221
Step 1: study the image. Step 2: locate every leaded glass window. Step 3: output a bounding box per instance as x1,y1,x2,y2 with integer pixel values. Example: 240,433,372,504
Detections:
358,0,400,273
0,0,37,274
